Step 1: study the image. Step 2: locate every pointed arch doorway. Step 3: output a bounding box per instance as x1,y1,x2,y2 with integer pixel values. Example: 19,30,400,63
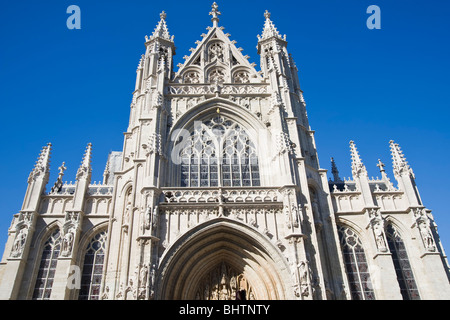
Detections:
155,218,292,300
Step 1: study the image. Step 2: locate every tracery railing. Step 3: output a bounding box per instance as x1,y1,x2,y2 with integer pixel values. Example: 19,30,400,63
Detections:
161,187,280,204
166,83,269,96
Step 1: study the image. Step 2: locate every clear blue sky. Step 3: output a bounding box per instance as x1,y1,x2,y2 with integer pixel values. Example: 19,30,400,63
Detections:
1,1,450,257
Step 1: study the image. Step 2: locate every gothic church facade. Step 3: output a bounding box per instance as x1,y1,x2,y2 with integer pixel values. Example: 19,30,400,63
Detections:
0,3,449,300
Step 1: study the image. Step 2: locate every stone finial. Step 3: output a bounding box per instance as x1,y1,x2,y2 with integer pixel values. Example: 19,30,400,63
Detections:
148,11,174,42
28,143,52,183
376,159,385,173
389,140,414,178
349,140,368,178
50,162,66,194
103,157,110,185
376,158,388,180
76,143,92,180
258,10,285,42
58,162,67,177
209,2,221,27
82,143,92,168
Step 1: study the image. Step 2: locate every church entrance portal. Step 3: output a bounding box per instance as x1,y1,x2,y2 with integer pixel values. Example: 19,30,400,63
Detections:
155,218,291,300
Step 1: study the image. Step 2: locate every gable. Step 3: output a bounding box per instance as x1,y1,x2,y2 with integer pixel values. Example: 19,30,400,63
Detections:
172,26,262,84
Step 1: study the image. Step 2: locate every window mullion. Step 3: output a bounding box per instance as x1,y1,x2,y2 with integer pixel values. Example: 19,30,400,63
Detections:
351,247,365,300
239,151,243,187
208,156,211,187
89,251,97,300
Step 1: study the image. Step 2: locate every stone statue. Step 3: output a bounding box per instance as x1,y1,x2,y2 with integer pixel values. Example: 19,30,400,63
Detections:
61,229,74,256
11,228,27,257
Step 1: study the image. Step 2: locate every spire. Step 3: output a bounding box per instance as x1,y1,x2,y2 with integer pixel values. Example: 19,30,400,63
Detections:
137,54,144,71
103,156,110,185
23,143,52,211
76,143,92,181
389,140,414,178
28,143,52,183
209,2,221,28
147,11,174,42
331,157,342,182
257,10,286,42
349,140,368,178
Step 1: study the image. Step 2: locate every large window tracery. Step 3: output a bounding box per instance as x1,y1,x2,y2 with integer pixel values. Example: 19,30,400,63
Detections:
78,231,107,300
385,224,420,300
32,229,61,300
338,225,375,300
208,42,224,62
208,68,225,83
178,115,260,187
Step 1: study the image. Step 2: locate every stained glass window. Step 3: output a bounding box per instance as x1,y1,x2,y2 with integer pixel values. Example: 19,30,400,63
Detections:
32,229,61,300
338,225,375,300
78,231,107,300
178,115,260,187
385,224,420,300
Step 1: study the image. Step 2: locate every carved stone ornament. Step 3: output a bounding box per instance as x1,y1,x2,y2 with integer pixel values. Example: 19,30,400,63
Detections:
61,211,81,257
184,71,200,84
101,286,110,300
413,208,436,252
299,260,311,297
291,203,300,228
10,227,28,258
194,261,255,300
27,143,51,183
148,263,157,299
166,83,268,96
147,133,162,156
76,165,89,180
233,71,250,83
61,228,75,257
10,212,34,258
284,205,292,229
368,209,388,253
276,132,293,155
209,68,225,83
130,262,151,300
122,189,133,229
144,205,152,231
291,259,311,298
143,205,159,236
208,42,224,62
152,91,164,108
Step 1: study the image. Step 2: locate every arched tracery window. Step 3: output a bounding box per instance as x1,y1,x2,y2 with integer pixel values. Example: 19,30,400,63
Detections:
233,71,250,83
385,224,420,300
32,229,61,300
178,115,260,187
208,42,224,62
78,231,107,300
338,225,375,300
209,68,225,83
184,71,200,84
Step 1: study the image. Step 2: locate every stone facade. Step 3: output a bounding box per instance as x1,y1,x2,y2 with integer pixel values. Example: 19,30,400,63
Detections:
0,3,449,300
